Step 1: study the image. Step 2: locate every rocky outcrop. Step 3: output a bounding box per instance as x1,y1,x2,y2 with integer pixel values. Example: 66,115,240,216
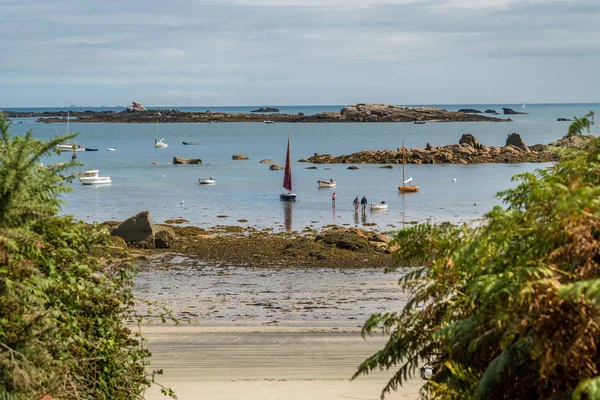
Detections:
503,108,528,115
458,109,482,113
125,101,147,113
251,107,279,113
459,133,482,150
314,227,391,253
306,134,596,165
259,159,274,163
485,109,498,114
232,154,249,160
505,133,529,152
173,157,202,164
18,103,509,124
110,210,173,249
269,164,283,170
549,134,596,149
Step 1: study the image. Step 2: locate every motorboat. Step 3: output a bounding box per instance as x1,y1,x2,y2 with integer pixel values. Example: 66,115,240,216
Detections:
370,202,388,211
317,179,336,188
155,138,168,148
279,134,297,201
182,141,199,145
198,177,216,185
413,121,426,124
79,170,112,185
264,120,275,124
56,143,85,152
107,147,116,151
85,148,98,151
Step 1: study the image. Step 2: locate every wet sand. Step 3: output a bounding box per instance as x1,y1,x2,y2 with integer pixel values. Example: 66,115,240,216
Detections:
136,259,422,399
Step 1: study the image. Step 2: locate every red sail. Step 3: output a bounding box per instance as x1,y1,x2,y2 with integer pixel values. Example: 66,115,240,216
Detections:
282,135,293,192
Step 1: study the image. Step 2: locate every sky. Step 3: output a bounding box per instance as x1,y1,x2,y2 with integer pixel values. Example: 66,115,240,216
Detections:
0,0,599,107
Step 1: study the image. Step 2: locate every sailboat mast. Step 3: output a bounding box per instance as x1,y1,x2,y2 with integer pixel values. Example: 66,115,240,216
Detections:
402,140,405,186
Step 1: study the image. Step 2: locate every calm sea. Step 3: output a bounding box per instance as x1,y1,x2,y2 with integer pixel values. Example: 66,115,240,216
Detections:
6,103,598,233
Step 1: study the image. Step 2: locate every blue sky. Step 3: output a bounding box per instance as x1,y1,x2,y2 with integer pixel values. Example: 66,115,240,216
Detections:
1,0,599,107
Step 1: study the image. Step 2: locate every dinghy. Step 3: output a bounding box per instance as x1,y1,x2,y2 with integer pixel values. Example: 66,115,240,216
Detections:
317,179,336,188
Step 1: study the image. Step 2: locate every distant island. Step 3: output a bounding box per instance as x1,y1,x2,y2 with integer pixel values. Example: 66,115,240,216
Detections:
250,107,279,113
4,101,510,123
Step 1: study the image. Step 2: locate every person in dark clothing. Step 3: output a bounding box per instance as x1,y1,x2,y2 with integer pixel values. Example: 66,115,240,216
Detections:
360,196,367,212
353,197,359,211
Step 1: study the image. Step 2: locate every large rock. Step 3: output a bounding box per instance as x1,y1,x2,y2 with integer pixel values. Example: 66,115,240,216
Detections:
259,159,274,164
154,225,176,249
503,108,528,115
111,210,155,248
505,133,529,152
232,154,249,160
173,157,202,164
550,134,596,149
269,164,283,170
125,101,147,113
458,133,481,149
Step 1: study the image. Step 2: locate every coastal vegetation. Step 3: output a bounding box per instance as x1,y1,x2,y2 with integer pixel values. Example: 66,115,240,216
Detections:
355,114,600,399
0,115,172,399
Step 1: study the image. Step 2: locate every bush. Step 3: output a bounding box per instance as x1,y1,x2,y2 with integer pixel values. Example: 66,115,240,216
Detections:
355,115,600,399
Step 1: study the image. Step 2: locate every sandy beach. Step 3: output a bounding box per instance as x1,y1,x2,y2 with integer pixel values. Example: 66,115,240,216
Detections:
142,326,423,400
134,260,423,399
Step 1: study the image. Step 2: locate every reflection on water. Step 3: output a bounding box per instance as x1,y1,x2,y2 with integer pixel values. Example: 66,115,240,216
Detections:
283,202,293,233
331,204,336,223
361,209,367,225
353,210,359,226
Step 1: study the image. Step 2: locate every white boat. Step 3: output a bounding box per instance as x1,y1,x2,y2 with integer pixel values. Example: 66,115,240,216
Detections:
279,134,297,201
264,120,275,124
107,147,116,151
370,202,388,210
155,138,168,148
56,143,85,152
198,177,216,185
56,112,85,151
522,104,526,110
317,179,336,188
79,170,112,185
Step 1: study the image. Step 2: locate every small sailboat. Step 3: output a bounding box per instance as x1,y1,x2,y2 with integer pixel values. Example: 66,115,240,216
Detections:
398,140,419,193
279,134,297,201
107,147,116,152
56,112,85,151
155,138,168,148
522,104,526,110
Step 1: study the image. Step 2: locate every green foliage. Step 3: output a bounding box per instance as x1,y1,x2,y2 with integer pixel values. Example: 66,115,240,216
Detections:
356,116,600,399
0,115,175,399
568,111,596,137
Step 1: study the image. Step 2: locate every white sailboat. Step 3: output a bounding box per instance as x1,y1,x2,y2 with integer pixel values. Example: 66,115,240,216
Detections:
522,104,526,110
56,112,85,152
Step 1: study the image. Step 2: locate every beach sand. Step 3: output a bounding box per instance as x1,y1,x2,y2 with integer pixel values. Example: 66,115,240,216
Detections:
142,326,423,400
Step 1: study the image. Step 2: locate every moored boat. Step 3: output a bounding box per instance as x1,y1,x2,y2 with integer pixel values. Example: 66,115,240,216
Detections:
279,134,297,201
370,201,388,210
199,177,216,185
182,141,199,145
317,179,336,188
79,170,112,185
85,148,98,151
398,141,420,193
155,138,168,148
264,120,275,124
56,143,85,152
107,147,116,151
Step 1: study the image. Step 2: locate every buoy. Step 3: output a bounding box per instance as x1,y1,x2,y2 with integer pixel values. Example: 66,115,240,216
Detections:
453,178,457,182
180,201,185,205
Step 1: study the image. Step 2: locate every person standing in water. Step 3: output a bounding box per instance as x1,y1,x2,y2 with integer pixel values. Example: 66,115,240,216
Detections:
332,192,337,206
361,195,368,212
353,197,359,211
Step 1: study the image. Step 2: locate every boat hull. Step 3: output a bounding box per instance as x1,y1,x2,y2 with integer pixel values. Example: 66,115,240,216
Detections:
183,141,199,145
85,148,98,151
279,193,297,201
199,179,216,185
399,185,420,193
57,144,85,152
80,178,112,185
370,203,388,210
317,180,336,188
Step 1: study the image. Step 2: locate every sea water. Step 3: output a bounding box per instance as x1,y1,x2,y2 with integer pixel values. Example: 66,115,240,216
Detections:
7,103,598,232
